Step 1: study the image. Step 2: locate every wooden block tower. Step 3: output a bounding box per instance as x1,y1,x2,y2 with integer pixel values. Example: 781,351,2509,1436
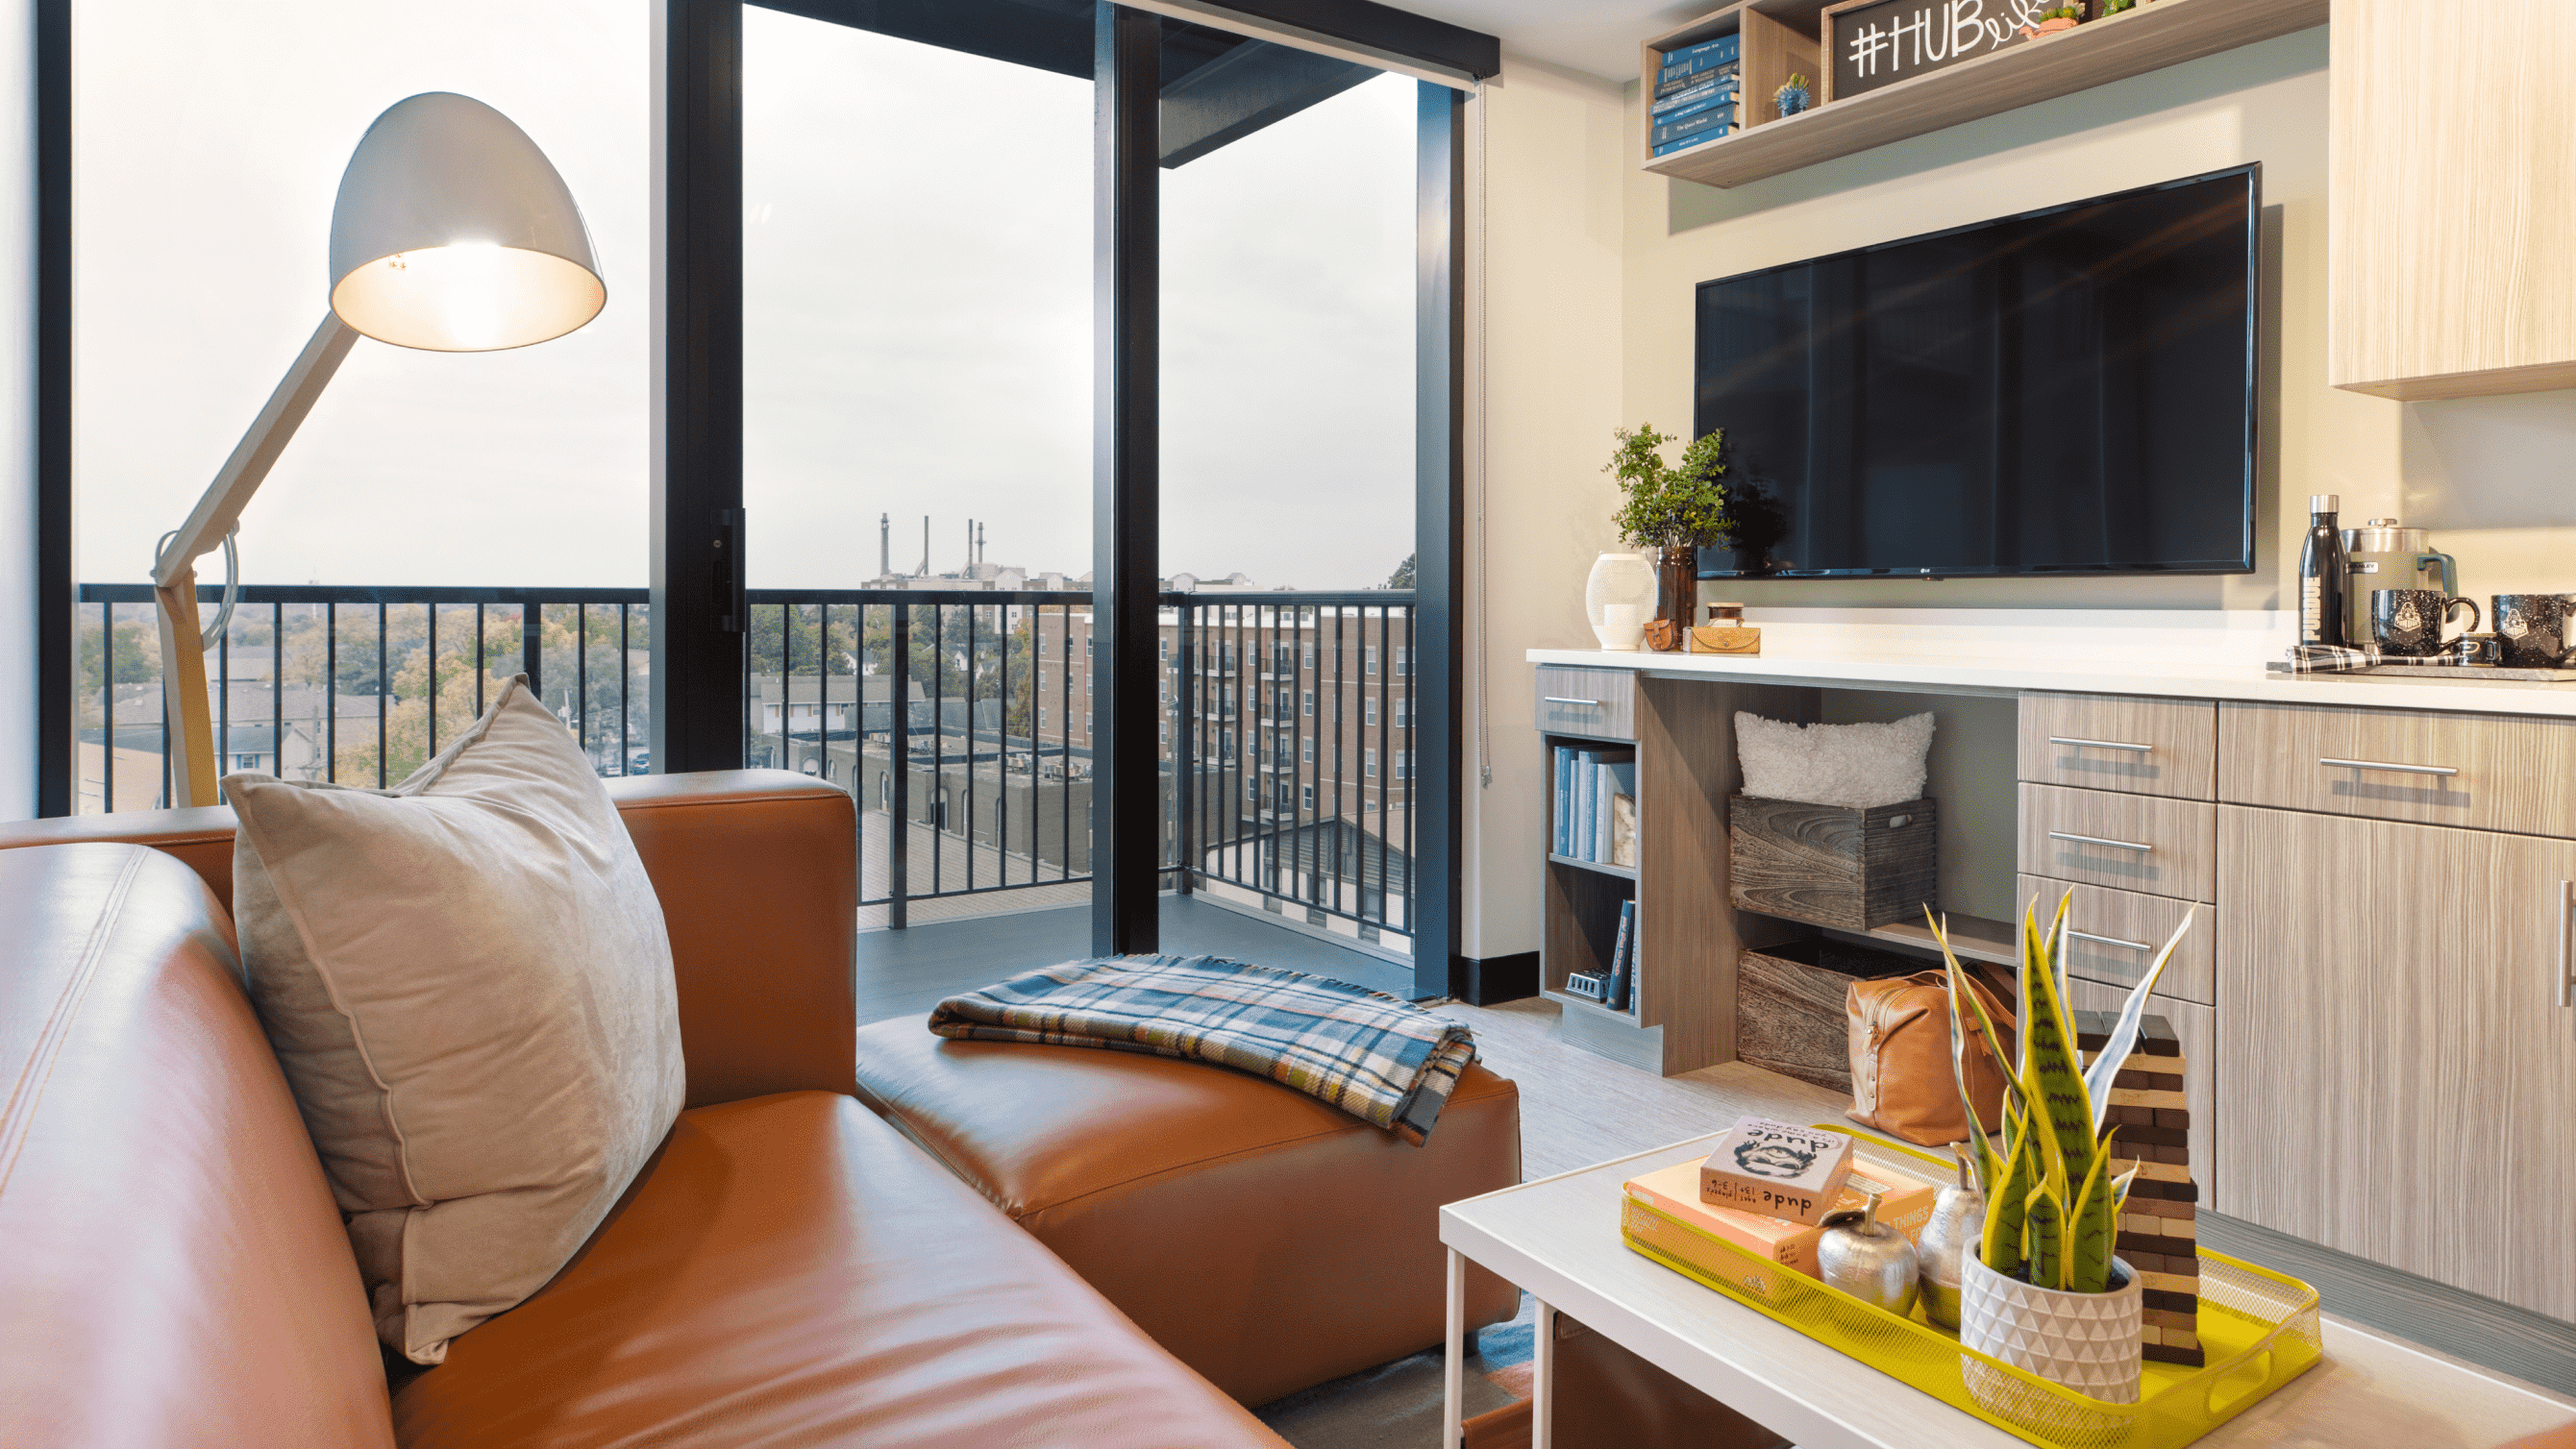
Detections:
2074,1010,2203,1368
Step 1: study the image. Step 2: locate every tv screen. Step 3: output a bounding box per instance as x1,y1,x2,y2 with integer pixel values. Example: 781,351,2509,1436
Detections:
1695,165,2258,579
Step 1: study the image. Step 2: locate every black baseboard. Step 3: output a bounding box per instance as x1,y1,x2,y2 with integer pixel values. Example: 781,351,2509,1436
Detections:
2199,1212,2576,1396
1449,951,1538,1005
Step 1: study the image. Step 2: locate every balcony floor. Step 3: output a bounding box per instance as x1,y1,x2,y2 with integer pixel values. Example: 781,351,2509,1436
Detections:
855,893,1418,1025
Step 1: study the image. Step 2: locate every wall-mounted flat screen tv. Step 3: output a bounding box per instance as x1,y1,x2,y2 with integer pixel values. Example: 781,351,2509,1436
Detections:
1695,164,2259,579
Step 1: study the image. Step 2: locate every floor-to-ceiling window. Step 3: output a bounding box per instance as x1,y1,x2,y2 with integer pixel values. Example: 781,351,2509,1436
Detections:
741,6,1093,925
66,1,650,808
1158,57,1423,959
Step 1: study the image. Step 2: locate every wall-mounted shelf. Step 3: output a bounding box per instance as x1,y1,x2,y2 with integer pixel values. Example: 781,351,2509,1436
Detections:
1642,0,2329,190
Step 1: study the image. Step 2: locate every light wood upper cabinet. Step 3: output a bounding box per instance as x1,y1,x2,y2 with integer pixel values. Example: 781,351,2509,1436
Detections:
2218,805,2576,1319
2329,0,2576,399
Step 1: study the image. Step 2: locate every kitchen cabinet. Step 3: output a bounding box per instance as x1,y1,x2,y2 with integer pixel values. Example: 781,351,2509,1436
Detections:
2329,0,2576,399
2217,804,2576,1319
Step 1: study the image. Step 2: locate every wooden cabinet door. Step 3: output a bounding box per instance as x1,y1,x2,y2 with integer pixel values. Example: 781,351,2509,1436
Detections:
2218,806,2576,1319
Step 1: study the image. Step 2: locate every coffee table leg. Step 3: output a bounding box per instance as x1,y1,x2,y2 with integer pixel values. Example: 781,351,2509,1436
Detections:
1532,1297,1557,1448
1443,1249,1467,1448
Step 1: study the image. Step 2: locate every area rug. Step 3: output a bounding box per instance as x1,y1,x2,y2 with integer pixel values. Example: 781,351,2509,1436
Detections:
1252,1294,1536,1448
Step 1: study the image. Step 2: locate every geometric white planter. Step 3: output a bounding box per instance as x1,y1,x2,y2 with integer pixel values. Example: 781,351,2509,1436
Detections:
1958,1251,2144,1406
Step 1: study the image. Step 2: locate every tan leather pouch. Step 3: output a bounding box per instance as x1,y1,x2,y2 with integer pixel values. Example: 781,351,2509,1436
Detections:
1845,970,2016,1147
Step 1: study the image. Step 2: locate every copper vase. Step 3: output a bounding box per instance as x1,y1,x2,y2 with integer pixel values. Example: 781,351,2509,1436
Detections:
1652,545,1697,651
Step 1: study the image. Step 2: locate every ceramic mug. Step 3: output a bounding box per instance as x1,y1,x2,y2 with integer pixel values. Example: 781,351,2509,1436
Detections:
2371,589,2479,657
2491,594,2575,668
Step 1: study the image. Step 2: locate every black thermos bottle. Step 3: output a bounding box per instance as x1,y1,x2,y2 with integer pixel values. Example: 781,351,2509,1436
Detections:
2299,494,2347,648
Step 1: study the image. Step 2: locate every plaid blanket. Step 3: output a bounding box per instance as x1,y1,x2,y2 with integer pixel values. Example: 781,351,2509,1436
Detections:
2283,643,2453,674
928,955,1478,1145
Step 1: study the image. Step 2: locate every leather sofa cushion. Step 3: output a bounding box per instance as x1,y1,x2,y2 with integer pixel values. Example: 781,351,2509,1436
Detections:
394,1092,1287,1449
854,1018,1523,1406
0,845,394,1448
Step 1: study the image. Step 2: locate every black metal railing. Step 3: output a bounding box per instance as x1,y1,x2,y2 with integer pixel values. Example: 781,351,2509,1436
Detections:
75,585,651,811
1166,593,1415,944
73,582,1416,946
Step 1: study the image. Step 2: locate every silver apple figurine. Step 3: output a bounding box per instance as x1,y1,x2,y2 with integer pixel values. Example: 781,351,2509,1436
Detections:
1818,1189,1920,1315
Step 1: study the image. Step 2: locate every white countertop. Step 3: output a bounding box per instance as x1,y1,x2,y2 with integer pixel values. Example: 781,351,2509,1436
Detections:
1525,645,2576,717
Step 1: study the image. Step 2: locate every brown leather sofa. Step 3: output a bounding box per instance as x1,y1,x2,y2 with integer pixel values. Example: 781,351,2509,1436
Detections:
0,772,1518,1446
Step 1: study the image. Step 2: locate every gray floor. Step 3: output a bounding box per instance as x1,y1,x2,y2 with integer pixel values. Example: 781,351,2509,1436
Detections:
855,893,1421,1025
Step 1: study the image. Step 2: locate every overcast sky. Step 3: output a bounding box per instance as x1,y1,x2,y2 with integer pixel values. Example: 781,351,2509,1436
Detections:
74,2,1416,592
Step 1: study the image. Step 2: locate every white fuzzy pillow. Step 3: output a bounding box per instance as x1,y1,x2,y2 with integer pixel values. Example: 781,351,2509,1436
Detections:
1736,712,1935,809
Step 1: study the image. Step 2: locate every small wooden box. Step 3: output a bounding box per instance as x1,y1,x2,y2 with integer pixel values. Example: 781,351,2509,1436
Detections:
1729,795,1939,932
1699,1117,1856,1225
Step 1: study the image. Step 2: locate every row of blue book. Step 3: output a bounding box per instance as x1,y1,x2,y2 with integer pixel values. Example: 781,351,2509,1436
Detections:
1566,900,1640,1014
1552,745,1638,868
1651,33,1741,156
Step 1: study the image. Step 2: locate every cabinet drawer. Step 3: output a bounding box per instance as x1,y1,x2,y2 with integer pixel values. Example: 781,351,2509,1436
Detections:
1535,665,1636,741
2019,784,2216,903
2219,702,2576,837
2015,874,2214,1005
2019,693,2217,799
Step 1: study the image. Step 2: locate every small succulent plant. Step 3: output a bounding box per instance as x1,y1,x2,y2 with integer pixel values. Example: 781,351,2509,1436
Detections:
1928,892,2194,1294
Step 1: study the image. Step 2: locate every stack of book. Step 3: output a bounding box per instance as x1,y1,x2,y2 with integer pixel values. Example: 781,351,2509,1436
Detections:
1551,744,1638,869
1650,33,1742,156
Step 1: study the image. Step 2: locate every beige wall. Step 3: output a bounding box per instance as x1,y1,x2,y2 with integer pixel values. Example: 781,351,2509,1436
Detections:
1468,24,2576,957
1463,60,1626,959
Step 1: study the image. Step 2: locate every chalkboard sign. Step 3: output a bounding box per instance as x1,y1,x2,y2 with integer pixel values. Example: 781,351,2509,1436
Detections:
1822,0,2071,103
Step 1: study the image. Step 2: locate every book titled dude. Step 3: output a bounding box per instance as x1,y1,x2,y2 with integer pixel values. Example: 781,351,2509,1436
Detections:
1698,1117,1855,1225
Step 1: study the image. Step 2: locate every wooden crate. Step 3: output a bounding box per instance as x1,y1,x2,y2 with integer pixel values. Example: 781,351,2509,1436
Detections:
1737,936,1928,1093
1729,795,1939,932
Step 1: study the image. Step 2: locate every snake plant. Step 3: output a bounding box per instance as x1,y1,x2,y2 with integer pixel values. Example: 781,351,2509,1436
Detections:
1927,891,2193,1293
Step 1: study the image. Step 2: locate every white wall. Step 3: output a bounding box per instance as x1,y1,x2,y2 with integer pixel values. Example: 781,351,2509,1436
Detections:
1462,58,1626,959
1468,24,2576,956
0,0,34,823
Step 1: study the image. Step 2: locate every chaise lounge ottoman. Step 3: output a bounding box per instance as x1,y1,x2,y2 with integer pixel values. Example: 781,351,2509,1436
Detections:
854,1012,1524,1406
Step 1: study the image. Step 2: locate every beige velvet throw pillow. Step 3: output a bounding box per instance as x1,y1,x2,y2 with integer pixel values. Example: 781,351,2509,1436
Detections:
226,676,684,1364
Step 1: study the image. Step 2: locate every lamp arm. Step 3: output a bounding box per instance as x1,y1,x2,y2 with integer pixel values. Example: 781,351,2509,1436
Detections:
152,313,359,584
153,312,359,808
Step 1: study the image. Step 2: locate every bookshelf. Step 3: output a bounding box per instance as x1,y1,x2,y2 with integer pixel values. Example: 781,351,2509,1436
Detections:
1639,0,2329,190
1537,667,2023,1075
1536,673,1817,1074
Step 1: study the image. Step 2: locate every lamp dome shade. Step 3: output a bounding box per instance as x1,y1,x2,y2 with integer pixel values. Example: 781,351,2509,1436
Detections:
329,92,605,352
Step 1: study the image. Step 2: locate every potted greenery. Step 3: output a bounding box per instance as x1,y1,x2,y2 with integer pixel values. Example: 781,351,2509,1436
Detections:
1926,893,2194,1408
1603,424,1731,651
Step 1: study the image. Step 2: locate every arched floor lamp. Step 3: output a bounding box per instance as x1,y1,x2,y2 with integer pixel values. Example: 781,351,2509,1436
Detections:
151,91,606,808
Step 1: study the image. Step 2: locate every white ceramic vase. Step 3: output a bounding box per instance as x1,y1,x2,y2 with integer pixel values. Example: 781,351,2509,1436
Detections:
1585,552,1654,651
1958,1251,2144,1407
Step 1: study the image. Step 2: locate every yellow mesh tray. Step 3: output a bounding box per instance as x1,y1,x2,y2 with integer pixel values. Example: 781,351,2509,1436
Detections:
1620,1134,2322,1449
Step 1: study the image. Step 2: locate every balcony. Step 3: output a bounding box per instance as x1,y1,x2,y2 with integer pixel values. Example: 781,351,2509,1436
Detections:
75,582,1420,987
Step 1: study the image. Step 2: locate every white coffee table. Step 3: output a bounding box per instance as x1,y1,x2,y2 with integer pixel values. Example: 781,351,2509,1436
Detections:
1440,1063,2576,1449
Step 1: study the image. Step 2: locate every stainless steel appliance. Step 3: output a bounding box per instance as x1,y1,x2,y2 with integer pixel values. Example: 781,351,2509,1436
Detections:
2342,519,2458,645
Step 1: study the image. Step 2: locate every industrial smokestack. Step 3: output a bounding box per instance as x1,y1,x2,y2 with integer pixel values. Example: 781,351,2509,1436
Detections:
919,516,930,577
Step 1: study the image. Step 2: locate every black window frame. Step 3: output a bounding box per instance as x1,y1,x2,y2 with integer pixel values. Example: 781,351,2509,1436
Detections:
31,0,1483,1000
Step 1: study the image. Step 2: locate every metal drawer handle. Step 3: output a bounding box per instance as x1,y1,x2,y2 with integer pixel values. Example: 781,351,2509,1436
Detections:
2048,737,2153,753
2049,830,2154,853
2068,928,2153,952
2559,881,2572,1011
2319,757,2458,777
1543,697,1601,707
